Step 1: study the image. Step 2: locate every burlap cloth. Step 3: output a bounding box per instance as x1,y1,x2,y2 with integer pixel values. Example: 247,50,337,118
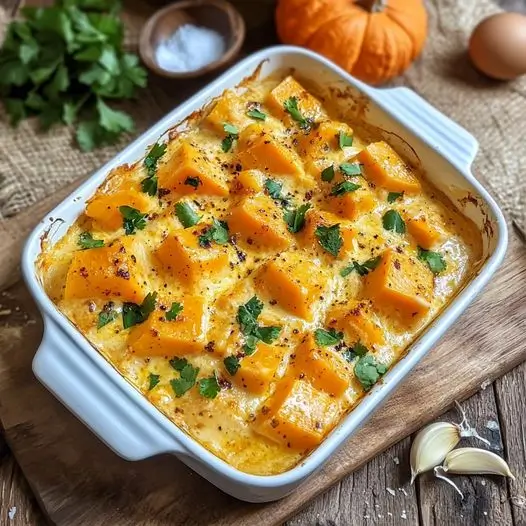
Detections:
0,0,524,254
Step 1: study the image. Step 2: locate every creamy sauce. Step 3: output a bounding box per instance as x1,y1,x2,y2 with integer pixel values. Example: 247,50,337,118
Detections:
38,74,483,475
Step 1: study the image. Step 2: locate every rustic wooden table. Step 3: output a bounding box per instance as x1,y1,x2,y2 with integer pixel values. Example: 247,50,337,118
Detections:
0,0,525,524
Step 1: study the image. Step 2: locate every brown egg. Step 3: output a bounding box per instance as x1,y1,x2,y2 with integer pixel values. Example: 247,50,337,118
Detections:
469,12,526,80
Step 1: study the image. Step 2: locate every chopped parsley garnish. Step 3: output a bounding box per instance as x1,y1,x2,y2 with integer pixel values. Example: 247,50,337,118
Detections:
165,302,183,321
221,122,239,152
97,302,117,329
387,191,404,203
119,205,147,235
198,220,229,247
265,178,289,206
340,256,381,277
314,328,343,347
78,232,104,250
169,357,188,371
147,373,160,391
321,165,335,182
175,202,201,228
247,108,266,120
283,96,312,130
331,181,361,196
184,176,201,189
224,355,241,376
122,292,157,329
315,224,342,257
418,247,447,274
338,131,354,149
382,210,406,234
340,162,362,177
170,360,199,397
141,142,166,196
284,203,311,233
198,373,221,399
354,355,388,391
236,296,281,355
353,342,369,356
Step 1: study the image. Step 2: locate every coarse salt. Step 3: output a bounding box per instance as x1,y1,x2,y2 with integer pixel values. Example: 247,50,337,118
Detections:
155,24,226,73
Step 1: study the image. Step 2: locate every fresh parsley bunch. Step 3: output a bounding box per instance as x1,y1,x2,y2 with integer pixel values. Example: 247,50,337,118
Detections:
0,0,147,151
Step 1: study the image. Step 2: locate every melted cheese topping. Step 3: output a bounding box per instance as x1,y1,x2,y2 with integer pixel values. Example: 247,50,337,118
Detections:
38,74,483,475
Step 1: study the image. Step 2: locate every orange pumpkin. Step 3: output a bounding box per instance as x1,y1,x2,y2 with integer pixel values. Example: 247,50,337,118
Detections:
275,0,428,85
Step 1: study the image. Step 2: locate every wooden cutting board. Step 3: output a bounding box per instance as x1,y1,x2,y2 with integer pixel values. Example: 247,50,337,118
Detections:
0,223,524,525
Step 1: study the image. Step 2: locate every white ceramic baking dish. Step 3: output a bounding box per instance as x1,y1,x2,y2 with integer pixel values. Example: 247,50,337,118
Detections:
22,46,507,503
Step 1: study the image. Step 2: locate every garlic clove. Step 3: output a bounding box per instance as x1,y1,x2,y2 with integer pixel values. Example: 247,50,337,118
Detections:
443,447,515,479
410,422,461,484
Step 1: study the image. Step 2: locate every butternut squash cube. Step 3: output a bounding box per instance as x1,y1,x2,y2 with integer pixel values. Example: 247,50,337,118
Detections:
204,91,243,134
358,141,421,193
157,142,229,196
406,216,443,249
232,169,264,194
232,344,283,394
328,185,376,220
237,124,303,177
266,76,325,122
254,252,329,321
326,301,385,348
293,335,351,397
155,229,229,287
228,195,292,250
64,238,147,302
365,249,433,320
85,187,154,231
256,378,337,450
128,296,205,356
296,120,354,159
301,209,355,255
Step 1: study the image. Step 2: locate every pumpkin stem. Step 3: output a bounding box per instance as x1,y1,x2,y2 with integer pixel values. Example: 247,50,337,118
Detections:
357,0,387,12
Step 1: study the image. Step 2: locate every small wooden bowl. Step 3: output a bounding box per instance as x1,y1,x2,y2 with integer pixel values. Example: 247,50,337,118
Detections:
139,0,246,79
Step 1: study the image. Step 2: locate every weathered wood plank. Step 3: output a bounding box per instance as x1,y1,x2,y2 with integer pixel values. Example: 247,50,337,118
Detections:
287,438,419,525
495,363,526,526
417,388,514,526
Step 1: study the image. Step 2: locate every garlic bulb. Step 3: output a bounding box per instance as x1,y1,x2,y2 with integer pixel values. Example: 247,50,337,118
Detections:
410,422,460,483
443,448,515,479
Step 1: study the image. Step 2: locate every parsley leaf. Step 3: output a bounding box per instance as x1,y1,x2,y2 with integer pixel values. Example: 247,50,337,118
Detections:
340,256,381,277
165,302,183,321
119,205,147,235
221,122,238,152
78,231,104,249
283,96,312,130
315,224,342,256
247,108,266,120
418,247,447,274
122,292,157,329
198,373,220,399
284,203,311,233
340,163,362,177
236,297,280,354
352,342,369,356
387,191,404,204
338,131,353,149
314,328,343,347
141,142,166,196
331,181,361,196
265,178,289,207
175,202,201,228
354,355,387,391
256,325,281,344
97,302,117,329
169,357,188,372
382,210,406,234
198,220,229,247
224,355,240,376
321,165,335,182
147,373,160,391
184,176,201,189
170,362,199,397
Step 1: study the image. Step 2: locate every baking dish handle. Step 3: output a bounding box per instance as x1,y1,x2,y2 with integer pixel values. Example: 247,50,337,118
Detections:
33,319,186,461
371,86,479,171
